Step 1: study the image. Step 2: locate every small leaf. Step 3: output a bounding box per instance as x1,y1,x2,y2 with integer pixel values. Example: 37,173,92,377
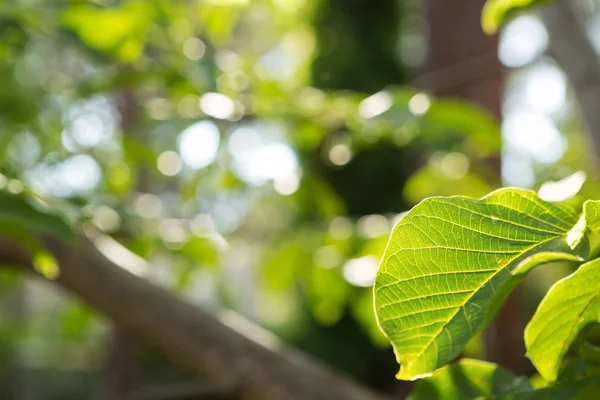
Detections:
33,251,60,280
0,190,74,240
482,0,556,34
525,258,600,381
408,359,532,400
374,188,587,380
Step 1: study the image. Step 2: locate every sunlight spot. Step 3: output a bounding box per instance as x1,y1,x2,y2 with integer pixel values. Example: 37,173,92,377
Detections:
199,92,235,120
359,91,393,119
160,219,188,245
190,213,215,237
273,174,300,196
523,63,565,114
157,151,182,176
329,216,353,240
62,96,117,149
358,215,390,238
343,256,379,287
499,16,547,68
408,93,431,116
329,144,352,166
61,154,101,193
183,37,206,60
26,155,101,197
134,193,162,219
503,113,565,164
177,121,220,169
8,132,41,167
91,206,121,232
232,142,298,185
441,152,470,179
538,171,587,202
229,127,262,154
7,179,24,194
502,153,535,188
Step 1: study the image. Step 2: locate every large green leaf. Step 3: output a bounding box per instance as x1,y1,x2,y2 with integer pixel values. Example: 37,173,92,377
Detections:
525,258,600,381
482,0,556,34
374,188,587,380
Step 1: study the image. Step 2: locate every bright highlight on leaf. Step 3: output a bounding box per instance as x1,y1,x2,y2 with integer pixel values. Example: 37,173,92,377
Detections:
374,188,587,380
525,258,600,381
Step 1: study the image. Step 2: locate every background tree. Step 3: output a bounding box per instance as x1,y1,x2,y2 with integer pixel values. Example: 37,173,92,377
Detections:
0,0,597,398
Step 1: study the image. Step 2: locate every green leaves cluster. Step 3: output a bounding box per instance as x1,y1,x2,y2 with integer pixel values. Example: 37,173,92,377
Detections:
374,188,600,397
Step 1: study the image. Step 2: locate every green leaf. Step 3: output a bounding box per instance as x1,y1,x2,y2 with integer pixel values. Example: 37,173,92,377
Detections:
0,190,74,240
525,258,600,381
62,3,153,61
482,0,556,34
33,251,60,280
374,188,586,380
408,359,532,400
582,200,600,234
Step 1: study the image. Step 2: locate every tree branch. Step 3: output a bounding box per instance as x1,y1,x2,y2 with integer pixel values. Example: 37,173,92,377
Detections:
0,231,388,400
541,0,600,162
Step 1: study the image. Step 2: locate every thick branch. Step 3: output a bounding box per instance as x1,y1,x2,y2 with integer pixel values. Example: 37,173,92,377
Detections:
0,232,388,400
541,0,600,161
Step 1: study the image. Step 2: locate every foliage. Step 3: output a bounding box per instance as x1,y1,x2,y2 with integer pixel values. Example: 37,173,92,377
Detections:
0,0,510,395
375,189,600,396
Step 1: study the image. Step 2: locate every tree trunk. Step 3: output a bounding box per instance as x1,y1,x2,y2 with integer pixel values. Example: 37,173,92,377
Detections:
0,231,389,400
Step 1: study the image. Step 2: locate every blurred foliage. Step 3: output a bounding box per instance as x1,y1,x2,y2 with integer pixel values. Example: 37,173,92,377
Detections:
0,0,521,396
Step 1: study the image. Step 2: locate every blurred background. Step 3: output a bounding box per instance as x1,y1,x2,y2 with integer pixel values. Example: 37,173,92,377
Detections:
0,0,599,398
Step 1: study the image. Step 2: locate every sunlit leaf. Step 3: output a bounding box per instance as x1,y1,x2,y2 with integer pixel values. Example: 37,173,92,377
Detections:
374,188,587,380
525,258,600,381
482,0,556,34
33,251,60,279
62,3,153,61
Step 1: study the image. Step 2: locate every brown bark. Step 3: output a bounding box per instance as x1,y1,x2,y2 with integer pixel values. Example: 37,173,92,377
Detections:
0,231,388,400
420,0,523,373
